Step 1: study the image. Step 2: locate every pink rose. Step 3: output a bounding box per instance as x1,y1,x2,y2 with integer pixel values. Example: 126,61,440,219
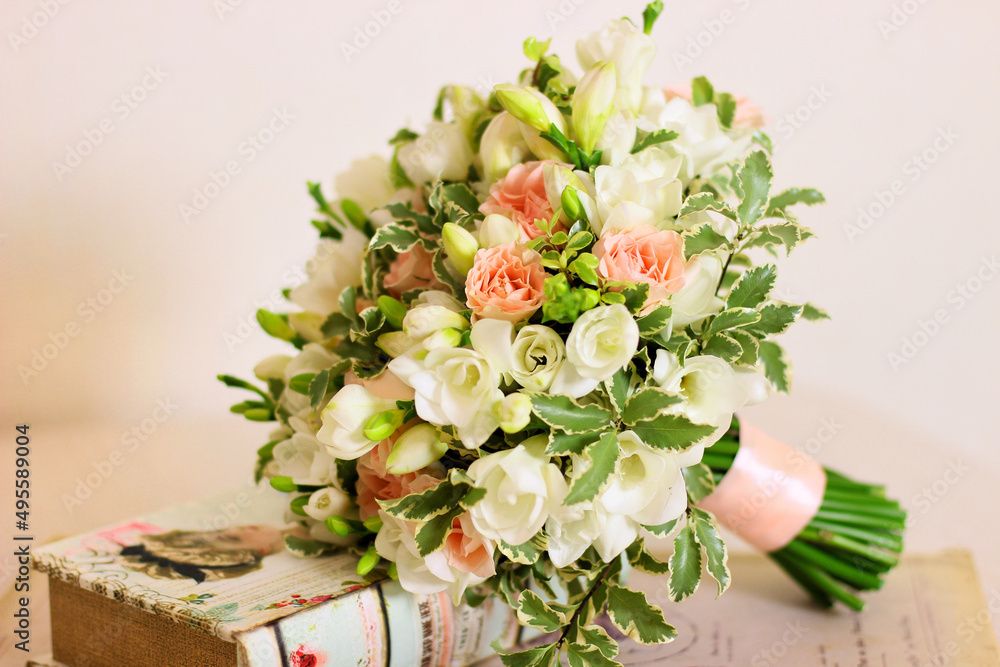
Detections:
384,245,446,298
465,244,548,323
594,224,687,306
664,85,766,130
442,512,495,578
355,422,444,521
479,161,565,241
345,369,415,402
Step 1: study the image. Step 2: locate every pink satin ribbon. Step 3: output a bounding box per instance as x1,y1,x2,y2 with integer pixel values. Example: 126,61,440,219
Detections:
698,422,827,552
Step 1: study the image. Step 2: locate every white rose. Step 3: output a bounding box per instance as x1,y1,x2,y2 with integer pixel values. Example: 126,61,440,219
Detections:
638,90,750,185
388,347,502,449
302,486,355,522
334,155,395,214
375,511,494,603
289,229,369,316
511,325,566,391
468,436,567,546
271,432,335,486
576,19,656,112
316,384,398,460
601,431,689,526
564,304,639,382
670,253,726,327
397,121,473,184
579,147,684,237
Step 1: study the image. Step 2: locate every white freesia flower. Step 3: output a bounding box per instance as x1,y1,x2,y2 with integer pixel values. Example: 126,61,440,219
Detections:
577,147,684,237
289,229,369,316
596,110,638,167
670,253,726,327
546,500,641,566
602,431,689,526
302,486,355,522
480,112,529,183
475,213,521,248
254,354,291,381
469,318,515,385
638,90,750,185
511,325,567,391
576,19,656,112
385,423,447,474
493,393,533,434
397,121,474,184
334,155,395,215
388,347,502,449
469,436,567,546
271,432,335,486
564,304,639,382
653,351,770,448
281,344,341,434
378,292,468,358
517,89,569,162
375,511,495,604
316,384,398,460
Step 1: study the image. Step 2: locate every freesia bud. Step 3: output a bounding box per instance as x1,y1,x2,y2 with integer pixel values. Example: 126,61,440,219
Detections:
357,544,381,576
386,423,448,474
476,213,521,247
254,355,290,381
403,305,468,339
442,223,479,274
561,186,585,222
363,409,405,441
377,331,416,358
572,62,617,153
493,393,533,434
269,475,296,493
423,327,464,350
480,112,528,183
377,295,407,329
495,84,551,133
543,163,588,221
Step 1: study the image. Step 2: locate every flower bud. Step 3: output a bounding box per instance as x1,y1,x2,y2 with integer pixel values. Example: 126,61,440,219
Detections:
386,423,448,474
254,355,291,381
269,475,296,493
325,515,353,537
423,327,464,351
357,544,381,576
572,62,617,153
480,112,528,183
442,223,479,274
287,312,325,343
377,331,417,358
403,305,468,339
377,295,407,330
495,84,551,133
363,409,405,442
561,186,585,222
492,393,533,434
476,213,521,247
543,163,588,221
362,515,383,533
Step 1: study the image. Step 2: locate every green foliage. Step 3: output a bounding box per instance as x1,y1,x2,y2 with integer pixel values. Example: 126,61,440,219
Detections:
564,431,620,505
668,522,702,601
530,394,614,434
606,584,677,644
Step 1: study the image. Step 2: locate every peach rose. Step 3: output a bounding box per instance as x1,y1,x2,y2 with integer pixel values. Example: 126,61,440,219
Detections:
479,160,565,241
465,244,548,323
345,369,415,402
384,245,446,298
442,512,495,578
355,422,444,521
594,224,687,306
664,85,766,130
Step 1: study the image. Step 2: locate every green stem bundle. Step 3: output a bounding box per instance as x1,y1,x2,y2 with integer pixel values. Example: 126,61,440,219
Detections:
703,426,906,611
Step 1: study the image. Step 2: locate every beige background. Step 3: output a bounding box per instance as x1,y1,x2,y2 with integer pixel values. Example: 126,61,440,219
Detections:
2,1,999,664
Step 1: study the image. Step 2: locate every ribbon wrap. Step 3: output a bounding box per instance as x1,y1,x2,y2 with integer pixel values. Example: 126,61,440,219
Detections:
698,423,827,552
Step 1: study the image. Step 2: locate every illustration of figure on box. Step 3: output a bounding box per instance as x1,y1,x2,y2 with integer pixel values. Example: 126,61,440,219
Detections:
118,524,284,583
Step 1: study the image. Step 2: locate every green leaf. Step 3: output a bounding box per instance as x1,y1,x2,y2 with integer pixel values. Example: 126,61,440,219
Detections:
801,302,831,321
631,128,678,154
284,535,331,558
701,334,742,362
380,480,463,521
606,583,677,645
530,394,614,434
308,369,331,409
757,221,809,252
437,183,482,221
565,431,620,505
637,305,672,338
567,643,623,667
256,309,295,341
758,340,792,393
707,307,761,335
627,539,670,575
604,368,629,416
320,311,353,338
767,187,825,214
678,192,738,221
516,590,568,633
716,92,736,129
547,430,603,456
369,223,421,253
642,516,681,538
431,249,466,298
726,264,777,309
492,642,558,667
621,282,650,314
681,223,730,260
668,522,702,601
728,329,760,366
682,463,716,503
736,150,773,226
622,387,683,425
631,414,716,451
569,253,600,286
338,286,359,325
691,76,715,107
747,303,802,337
414,505,463,557
576,624,618,659
642,0,665,34
498,533,547,564
692,507,730,596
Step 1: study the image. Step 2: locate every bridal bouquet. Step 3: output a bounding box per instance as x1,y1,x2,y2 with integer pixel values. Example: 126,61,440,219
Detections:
223,3,904,663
